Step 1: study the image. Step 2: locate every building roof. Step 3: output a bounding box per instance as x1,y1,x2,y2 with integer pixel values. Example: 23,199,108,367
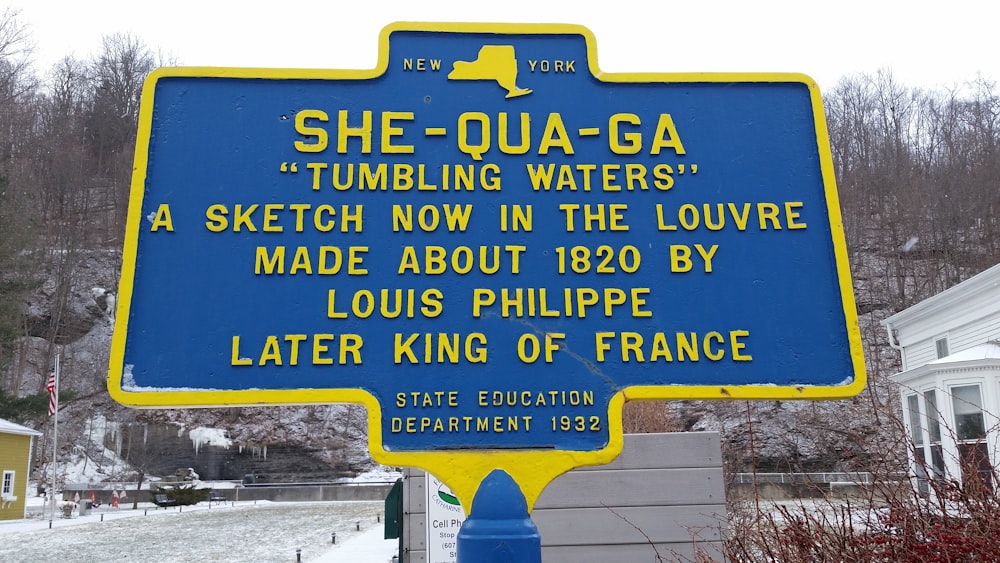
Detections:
0,418,42,437
929,340,1000,364
883,263,1000,329
893,341,1000,385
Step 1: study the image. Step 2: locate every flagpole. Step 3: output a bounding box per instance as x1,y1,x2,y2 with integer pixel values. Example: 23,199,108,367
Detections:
48,348,60,522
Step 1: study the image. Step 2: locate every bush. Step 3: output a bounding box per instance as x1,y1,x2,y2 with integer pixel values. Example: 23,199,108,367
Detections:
687,400,1000,563
152,484,209,506
710,477,1000,562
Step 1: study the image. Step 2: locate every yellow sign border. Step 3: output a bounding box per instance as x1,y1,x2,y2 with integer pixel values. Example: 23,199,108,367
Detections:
109,21,866,511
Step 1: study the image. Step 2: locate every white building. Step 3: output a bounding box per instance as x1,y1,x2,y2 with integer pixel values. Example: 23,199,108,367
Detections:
883,263,1000,491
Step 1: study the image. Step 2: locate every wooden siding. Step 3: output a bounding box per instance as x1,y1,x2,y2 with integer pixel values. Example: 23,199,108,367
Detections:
905,338,942,370
0,432,33,520
891,271,1000,371
401,432,726,562
904,313,1000,370
951,315,1000,352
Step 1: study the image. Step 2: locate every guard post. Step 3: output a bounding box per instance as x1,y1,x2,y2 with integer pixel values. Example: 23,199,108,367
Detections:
109,23,865,563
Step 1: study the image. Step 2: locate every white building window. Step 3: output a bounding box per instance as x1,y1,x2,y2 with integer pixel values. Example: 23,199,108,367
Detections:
952,385,986,440
1,470,13,497
923,390,945,478
906,394,929,492
906,394,922,447
950,384,991,489
935,337,950,359
905,391,946,489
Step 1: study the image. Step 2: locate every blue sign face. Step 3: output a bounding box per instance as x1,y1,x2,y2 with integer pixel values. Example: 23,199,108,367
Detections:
110,23,865,455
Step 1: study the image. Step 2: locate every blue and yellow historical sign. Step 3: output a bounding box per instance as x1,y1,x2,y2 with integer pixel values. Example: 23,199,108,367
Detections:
109,22,865,509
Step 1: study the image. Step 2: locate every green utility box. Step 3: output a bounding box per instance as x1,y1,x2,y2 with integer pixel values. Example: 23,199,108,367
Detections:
385,478,404,561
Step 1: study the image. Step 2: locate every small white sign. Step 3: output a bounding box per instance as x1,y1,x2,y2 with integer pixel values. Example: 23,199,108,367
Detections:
426,473,465,563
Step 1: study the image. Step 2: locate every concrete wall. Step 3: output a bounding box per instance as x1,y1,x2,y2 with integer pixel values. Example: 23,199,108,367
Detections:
230,483,394,502
64,482,395,504
402,432,726,563
728,472,876,501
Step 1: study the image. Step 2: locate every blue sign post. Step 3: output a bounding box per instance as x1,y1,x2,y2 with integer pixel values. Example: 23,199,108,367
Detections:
110,23,864,562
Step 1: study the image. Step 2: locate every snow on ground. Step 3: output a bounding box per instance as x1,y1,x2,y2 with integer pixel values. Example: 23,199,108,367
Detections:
760,498,886,534
0,498,397,562
347,466,402,483
312,525,398,563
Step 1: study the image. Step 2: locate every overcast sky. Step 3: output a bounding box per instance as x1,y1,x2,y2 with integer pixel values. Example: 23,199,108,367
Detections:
12,0,1000,92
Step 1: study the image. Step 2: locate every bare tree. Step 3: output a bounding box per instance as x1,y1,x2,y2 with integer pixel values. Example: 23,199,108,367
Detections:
0,8,35,104
622,400,681,434
85,33,154,240
0,8,41,392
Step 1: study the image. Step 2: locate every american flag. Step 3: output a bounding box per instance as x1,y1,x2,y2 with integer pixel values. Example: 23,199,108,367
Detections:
46,371,57,416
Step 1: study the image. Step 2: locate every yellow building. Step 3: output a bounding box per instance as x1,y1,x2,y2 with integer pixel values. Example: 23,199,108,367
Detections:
0,418,41,520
